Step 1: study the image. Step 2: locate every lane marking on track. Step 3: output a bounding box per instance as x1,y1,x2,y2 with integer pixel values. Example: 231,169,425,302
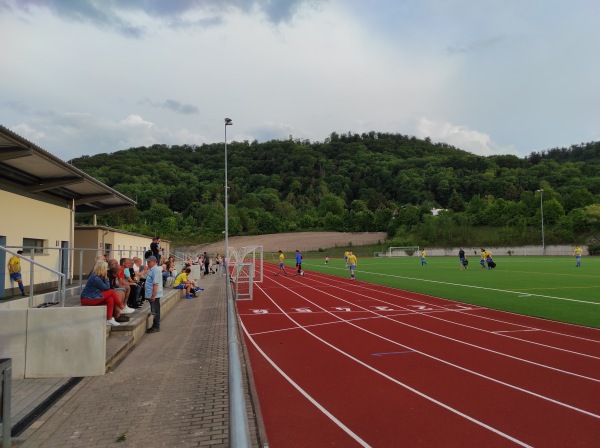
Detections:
306,274,600,358
312,276,600,368
315,265,600,305
259,276,600,419
372,351,415,356
494,329,541,334
254,284,535,448
239,320,372,448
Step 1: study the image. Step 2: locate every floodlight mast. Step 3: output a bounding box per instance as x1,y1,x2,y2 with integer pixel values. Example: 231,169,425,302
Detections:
536,189,545,255
224,118,233,266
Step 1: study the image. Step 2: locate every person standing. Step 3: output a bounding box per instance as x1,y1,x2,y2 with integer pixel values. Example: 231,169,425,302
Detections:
275,250,288,276
420,248,428,266
203,252,210,276
295,249,303,276
325,256,329,265
344,251,349,268
145,256,164,334
8,250,26,296
347,251,358,280
459,248,466,270
574,245,583,267
150,236,161,265
479,247,487,269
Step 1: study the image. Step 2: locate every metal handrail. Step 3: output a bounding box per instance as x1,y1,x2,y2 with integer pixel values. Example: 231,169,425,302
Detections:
1,246,66,307
226,273,251,447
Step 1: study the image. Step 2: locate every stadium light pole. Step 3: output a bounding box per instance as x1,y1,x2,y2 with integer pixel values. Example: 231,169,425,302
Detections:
536,189,545,255
224,118,232,268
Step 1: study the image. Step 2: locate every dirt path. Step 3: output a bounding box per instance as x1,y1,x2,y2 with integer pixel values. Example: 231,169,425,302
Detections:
181,231,387,255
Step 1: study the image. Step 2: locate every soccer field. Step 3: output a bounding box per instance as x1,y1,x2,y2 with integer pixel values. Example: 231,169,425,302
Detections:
300,255,600,329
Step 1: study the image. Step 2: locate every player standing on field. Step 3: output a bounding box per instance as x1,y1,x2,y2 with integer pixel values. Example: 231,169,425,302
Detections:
574,245,583,267
295,249,303,276
459,248,466,270
347,251,358,280
275,250,288,276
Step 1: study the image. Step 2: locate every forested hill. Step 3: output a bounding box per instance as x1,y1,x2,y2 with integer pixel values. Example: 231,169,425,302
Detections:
71,132,600,247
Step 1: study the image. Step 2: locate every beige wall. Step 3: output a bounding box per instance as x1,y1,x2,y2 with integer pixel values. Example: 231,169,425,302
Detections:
1,189,72,294
73,227,171,276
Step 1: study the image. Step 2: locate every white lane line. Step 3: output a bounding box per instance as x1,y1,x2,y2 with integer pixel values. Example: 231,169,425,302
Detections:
308,274,600,359
239,319,372,448
261,278,600,419
494,329,541,333
316,265,599,305
253,284,534,448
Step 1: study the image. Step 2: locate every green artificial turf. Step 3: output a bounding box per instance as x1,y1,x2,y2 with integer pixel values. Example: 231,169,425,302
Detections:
301,255,600,329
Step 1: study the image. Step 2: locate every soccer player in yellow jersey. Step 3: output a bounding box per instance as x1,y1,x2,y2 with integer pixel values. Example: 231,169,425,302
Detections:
420,249,427,266
347,251,358,280
480,249,487,270
344,251,349,267
173,268,194,298
8,250,26,296
574,246,583,267
275,250,288,276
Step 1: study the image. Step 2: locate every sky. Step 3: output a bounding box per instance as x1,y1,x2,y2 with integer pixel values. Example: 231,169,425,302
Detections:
1,0,599,161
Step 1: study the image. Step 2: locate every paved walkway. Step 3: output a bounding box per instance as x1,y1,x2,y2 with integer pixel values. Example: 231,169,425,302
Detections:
15,273,260,447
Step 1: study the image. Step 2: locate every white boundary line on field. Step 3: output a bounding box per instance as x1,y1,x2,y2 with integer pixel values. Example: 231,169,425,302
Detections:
305,275,600,360
314,264,599,306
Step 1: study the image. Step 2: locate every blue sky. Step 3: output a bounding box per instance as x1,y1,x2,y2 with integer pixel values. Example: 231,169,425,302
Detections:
1,0,599,160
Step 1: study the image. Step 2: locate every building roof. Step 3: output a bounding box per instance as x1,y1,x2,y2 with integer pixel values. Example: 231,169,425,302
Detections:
0,125,136,214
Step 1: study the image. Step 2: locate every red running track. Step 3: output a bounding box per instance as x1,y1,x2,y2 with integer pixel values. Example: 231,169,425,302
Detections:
237,266,600,447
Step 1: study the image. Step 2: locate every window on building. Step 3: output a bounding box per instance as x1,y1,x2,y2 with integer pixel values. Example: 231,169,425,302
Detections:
22,238,46,254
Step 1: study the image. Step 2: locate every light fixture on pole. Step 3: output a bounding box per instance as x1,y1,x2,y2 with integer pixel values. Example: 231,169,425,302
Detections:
224,118,232,269
536,189,545,255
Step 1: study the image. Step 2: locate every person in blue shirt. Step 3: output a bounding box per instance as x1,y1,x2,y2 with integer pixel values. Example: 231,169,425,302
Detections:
295,250,304,276
145,256,164,333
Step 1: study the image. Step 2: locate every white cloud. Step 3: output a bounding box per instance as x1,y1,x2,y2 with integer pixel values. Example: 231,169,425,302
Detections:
415,118,516,156
1,0,599,160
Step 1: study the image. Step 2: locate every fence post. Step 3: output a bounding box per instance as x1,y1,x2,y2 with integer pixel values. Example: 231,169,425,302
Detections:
1,358,12,448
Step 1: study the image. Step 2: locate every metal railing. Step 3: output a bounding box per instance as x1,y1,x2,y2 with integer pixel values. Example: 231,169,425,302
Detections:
1,246,66,307
0,358,11,448
1,246,158,301
226,274,251,447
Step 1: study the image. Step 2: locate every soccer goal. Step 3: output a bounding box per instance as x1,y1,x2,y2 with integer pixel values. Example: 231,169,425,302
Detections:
233,262,254,301
387,246,420,257
227,245,263,300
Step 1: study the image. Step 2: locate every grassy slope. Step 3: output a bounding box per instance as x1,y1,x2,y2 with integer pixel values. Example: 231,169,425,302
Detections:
299,255,600,329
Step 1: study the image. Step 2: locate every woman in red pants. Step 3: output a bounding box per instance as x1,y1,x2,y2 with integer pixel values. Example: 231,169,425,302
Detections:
81,261,128,326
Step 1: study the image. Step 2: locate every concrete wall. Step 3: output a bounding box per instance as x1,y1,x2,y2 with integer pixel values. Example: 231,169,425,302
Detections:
419,245,588,257
1,189,72,296
0,307,106,379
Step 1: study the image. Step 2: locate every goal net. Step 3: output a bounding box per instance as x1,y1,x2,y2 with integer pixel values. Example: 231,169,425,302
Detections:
227,245,263,300
234,262,254,301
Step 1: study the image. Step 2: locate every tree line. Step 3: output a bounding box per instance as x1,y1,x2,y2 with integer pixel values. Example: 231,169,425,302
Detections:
71,132,600,248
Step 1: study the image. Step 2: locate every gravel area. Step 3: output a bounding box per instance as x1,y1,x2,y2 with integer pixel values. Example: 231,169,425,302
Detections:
181,231,387,255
